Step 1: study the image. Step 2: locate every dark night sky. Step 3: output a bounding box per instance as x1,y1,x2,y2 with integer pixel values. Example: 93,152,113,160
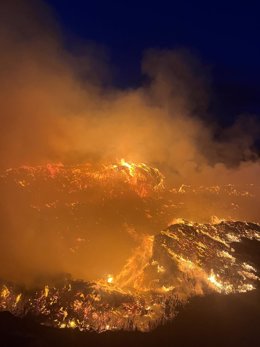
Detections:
46,0,260,121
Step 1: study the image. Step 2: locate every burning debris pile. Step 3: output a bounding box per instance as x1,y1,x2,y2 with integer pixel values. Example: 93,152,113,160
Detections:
0,161,259,332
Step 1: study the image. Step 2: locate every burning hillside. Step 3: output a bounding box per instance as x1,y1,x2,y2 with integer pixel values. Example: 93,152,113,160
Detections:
0,2,259,345
0,220,259,332
0,161,259,332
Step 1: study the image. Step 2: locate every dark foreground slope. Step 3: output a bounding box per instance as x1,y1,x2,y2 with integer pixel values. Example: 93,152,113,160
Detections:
1,288,260,347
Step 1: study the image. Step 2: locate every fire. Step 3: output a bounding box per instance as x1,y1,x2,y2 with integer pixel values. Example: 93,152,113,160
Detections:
0,220,259,332
110,158,165,196
107,275,114,284
44,285,49,298
0,160,259,332
68,319,77,329
119,159,136,177
5,159,165,199
1,285,10,299
15,293,22,305
208,271,223,291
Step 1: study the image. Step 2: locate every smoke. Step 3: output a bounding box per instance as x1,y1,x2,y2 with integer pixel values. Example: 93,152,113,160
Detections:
1,1,259,174
0,0,259,285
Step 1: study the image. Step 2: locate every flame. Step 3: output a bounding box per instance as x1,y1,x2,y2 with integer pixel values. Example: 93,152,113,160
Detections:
15,293,22,305
208,271,223,291
68,319,77,329
1,285,10,299
119,159,136,177
115,235,154,290
107,275,113,284
44,285,49,298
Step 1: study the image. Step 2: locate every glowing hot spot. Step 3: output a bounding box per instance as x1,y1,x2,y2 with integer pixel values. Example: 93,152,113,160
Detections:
107,275,114,284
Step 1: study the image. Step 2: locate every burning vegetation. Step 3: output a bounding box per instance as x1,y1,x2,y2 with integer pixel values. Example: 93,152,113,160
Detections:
0,0,260,336
0,160,259,332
